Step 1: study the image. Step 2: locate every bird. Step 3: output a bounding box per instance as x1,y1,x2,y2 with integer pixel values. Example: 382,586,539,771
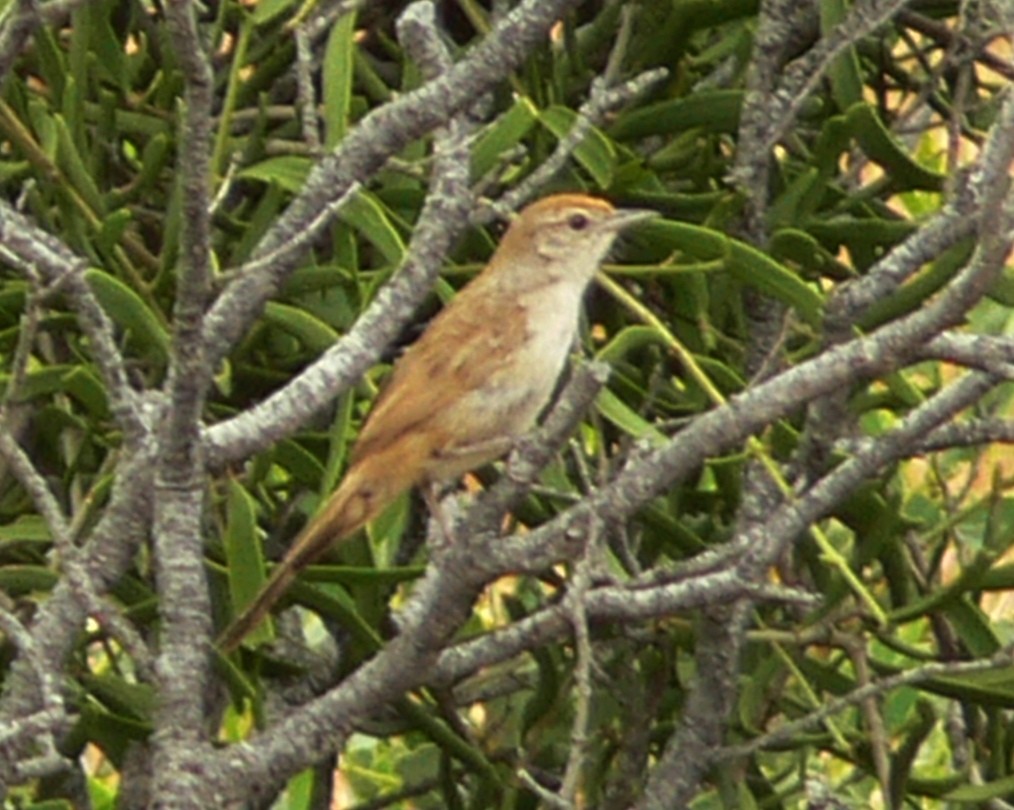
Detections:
218,193,657,651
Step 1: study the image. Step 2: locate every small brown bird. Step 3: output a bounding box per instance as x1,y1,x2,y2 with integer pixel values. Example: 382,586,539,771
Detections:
218,194,656,651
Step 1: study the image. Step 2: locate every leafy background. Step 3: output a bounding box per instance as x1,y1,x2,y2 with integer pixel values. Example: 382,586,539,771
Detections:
0,0,1013,808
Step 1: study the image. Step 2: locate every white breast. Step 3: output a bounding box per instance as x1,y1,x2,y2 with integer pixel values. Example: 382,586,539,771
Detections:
485,277,585,432
519,278,585,382
448,275,591,447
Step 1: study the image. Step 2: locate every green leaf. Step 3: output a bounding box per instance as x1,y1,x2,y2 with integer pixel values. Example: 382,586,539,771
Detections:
262,301,340,354
61,366,111,418
539,105,616,187
595,387,666,445
85,268,170,363
366,490,411,567
252,0,299,25
285,768,317,810
54,112,104,214
285,578,382,651
609,90,745,140
273,439,327,488
0,515,51,543
80,673,155,721
769,168,826,226
819,0,863,109
770,228,852,280
0,366,109,418
946,775,1014,803
596,325,666,364
400,743,441,785
471,97,538,179
231,183,287,264
338,191,406,265
916,666,1014,708
32,29,67,104
726,241,824,325
281,265,351,297
323,9,356,148
300,564,424,587
133,133,171,199
323,390,355,492
0,565,59,595
847,103,946,191
0,159,29,183
73,703,150,767
223,478,273,646
858,239,972,330
95,208,133,257
83,1,128,92
940,599,1000,658
239,155,312,193
807,217,916,252
633,220,824,326
813,114,852,173
986,261,1014,307
88,778,117,810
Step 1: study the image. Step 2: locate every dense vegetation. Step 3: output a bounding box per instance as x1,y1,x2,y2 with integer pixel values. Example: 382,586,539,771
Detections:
0,0,1012,807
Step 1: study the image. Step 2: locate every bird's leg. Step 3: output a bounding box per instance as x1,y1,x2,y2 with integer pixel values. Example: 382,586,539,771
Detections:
422,481,459,548
425,435,516,546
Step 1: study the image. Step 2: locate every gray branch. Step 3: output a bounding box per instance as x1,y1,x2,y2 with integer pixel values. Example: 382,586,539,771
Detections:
201,0,586,370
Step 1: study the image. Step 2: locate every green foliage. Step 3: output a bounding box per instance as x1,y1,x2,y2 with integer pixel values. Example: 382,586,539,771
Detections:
0,0,1012,807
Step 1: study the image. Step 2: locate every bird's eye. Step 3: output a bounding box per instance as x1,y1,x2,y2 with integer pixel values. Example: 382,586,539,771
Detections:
567,212,590,231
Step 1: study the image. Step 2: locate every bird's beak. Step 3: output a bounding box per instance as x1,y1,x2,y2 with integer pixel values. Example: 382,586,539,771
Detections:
603,208,660,232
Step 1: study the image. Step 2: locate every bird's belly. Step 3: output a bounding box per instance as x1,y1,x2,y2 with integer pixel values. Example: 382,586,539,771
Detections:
465,286,581,435
422,281,585,482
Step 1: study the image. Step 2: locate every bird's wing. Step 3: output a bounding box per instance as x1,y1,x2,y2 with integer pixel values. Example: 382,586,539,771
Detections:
349,277,525,465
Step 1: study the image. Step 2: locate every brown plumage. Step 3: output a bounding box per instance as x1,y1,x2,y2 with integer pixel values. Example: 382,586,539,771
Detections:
217,194,656,651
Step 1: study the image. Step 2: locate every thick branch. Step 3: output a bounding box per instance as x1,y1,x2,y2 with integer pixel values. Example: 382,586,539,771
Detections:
151,1,217,804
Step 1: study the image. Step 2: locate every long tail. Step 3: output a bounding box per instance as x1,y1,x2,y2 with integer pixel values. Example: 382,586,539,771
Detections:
217,459,406,652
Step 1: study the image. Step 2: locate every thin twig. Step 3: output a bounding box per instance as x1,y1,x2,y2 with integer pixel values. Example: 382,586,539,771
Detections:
559,517,599,804
489,68,668,222
294,25,322,151
723,644,1014,760
202,0,589,368
0,203,144,438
